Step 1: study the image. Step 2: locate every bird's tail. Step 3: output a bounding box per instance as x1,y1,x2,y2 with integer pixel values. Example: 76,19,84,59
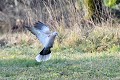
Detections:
35,48,51,62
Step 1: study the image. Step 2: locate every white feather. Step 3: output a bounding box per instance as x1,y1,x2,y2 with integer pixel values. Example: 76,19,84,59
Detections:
35,54,51,62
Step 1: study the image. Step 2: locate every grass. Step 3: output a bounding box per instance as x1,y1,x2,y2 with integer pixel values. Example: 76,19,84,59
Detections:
0,1,120,79
0,45,120,80
0,25,120,80
0,19,120,79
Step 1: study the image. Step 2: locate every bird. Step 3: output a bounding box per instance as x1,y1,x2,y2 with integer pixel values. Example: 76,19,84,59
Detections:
25,21,58,62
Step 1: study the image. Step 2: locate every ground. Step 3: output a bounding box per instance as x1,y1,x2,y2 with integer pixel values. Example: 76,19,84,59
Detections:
0,46,120,80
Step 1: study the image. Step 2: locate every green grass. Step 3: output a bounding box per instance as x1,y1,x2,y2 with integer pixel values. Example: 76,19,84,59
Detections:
0,46,120,80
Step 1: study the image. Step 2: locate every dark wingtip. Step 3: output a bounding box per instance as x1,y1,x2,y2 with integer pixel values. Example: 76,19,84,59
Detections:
36,21,42,24
34,21,42,26
24,26,32,32
24,25,28,28
38,21,41,23
34,21,46,29
24,26,30,29
37,21,45,24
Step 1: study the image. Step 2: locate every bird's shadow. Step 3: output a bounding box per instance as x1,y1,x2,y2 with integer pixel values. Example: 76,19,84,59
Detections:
0,58,42,67
0,57,79,68
0,55,115,68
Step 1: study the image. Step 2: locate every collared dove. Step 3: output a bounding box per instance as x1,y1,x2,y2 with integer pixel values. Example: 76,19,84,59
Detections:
25,21,58,62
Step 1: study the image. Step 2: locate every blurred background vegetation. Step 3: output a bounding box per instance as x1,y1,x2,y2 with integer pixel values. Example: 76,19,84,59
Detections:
1,1,120,79
0,0,120,53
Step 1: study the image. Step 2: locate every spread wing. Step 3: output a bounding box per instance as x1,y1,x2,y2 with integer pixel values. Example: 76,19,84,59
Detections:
25,21,51,47
34,21,51,34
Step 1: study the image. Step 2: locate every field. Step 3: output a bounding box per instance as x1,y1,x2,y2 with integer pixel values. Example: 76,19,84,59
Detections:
0,24,120,80
0,0,120,80
0,41,120,80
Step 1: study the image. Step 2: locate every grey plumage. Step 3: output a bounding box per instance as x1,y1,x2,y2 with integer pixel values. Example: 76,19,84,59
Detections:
25,21,58,62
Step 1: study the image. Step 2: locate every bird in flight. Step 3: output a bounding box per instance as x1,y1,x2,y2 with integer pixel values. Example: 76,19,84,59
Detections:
25,21,58,62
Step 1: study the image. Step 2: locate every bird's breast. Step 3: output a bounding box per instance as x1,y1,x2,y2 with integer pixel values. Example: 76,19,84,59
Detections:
45,36,55,48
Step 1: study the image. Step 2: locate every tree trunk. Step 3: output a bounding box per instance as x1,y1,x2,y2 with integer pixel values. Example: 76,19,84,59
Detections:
84,0,108,23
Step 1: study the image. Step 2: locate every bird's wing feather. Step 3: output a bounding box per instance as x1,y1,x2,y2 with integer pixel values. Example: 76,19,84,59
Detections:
34,21,51,34
25,26,49,46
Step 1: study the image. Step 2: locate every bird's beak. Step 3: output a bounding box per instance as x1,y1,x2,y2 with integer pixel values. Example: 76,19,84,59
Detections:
57,34,60,38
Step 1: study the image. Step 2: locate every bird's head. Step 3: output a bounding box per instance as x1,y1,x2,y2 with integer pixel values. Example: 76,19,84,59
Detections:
53,31,58,36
